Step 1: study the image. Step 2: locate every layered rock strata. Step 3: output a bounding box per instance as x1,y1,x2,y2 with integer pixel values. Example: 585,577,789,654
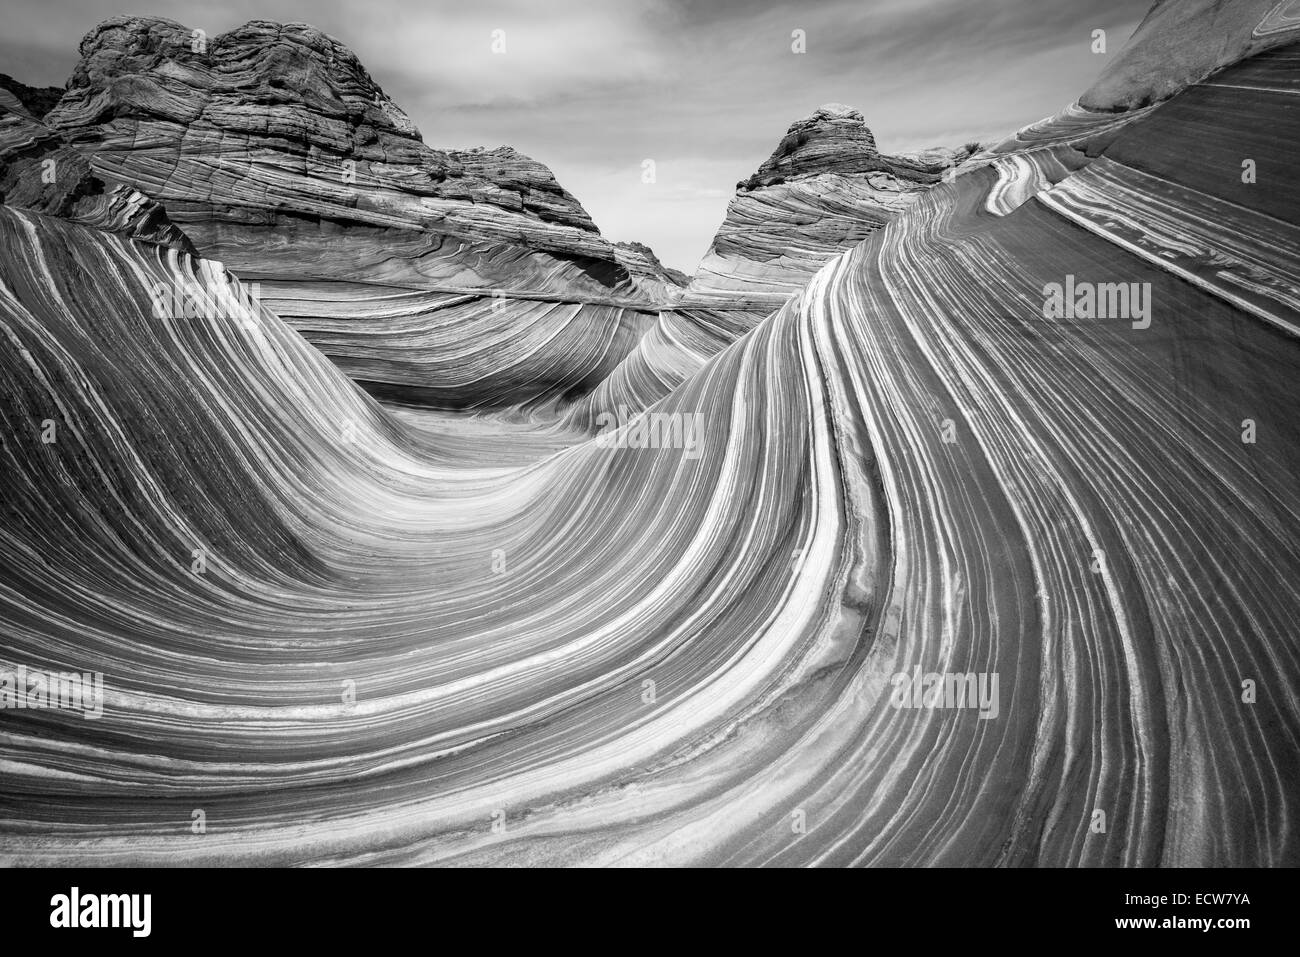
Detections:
1,4,1298,868
0,85,194,252
37,17,681,408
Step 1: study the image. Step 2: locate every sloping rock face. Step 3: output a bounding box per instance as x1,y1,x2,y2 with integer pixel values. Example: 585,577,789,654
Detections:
614,241,689,301
3,23,1299,868
0,86,195,252
972,0,1300,169
0,73,64,119
603,0,1300,438
1081,0,1300,110
560,106,970,431
683,105,971,309
37,17,681,409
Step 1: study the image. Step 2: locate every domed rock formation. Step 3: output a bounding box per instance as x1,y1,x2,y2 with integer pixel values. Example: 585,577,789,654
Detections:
43,18,675,298
683,104,972,309
34,17,682,410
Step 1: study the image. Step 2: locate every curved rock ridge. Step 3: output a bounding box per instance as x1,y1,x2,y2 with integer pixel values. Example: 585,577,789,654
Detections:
576,107,975,431
2,31,1298,866
576,89,1154,432
559,306,753,432
965,0,1300,192
263,282,659,413
0,73,64,119
682,104,972,310
1081,0,1300,111
581,4,1300,481
0,86,196,253
32,16,682,409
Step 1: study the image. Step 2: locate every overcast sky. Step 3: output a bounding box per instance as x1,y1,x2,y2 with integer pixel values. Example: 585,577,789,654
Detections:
3,0,1150,272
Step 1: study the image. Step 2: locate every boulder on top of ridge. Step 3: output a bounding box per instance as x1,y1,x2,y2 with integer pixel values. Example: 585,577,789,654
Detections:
743,103,885,188
689,104,974,307
740,104,968,192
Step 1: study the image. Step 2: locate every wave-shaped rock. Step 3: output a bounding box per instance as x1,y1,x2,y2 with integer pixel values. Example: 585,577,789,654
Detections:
1081,0,1300,110
34,16,681,408
1,5,1298,867
562,106,974,430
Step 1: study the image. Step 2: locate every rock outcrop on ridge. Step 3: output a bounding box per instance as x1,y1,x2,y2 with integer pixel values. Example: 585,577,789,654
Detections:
560,105,972,431
0,73,64,119
615,241,690,300
683,104,973,309
0,84,195,253
32,17,682,410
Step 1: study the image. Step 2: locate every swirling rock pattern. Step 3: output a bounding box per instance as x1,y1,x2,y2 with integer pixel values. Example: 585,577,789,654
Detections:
579,106,975,432
263,282,660,413
37,17,682,409
0,86,195,253
1,13,1298,868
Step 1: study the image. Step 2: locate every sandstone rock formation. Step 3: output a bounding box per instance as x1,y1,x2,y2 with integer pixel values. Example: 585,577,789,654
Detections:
36,17,682,409
1,2,1298,868
614,241,690,301
683,104,972,309
0,85,195,252
0,73,64,118
1080,0,1300,111
559,105,972,432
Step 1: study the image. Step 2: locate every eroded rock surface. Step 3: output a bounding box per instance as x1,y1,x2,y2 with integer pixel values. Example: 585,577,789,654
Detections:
0,83,195,252
36,17,682,408
1,3,1298,869
684,104,973,309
